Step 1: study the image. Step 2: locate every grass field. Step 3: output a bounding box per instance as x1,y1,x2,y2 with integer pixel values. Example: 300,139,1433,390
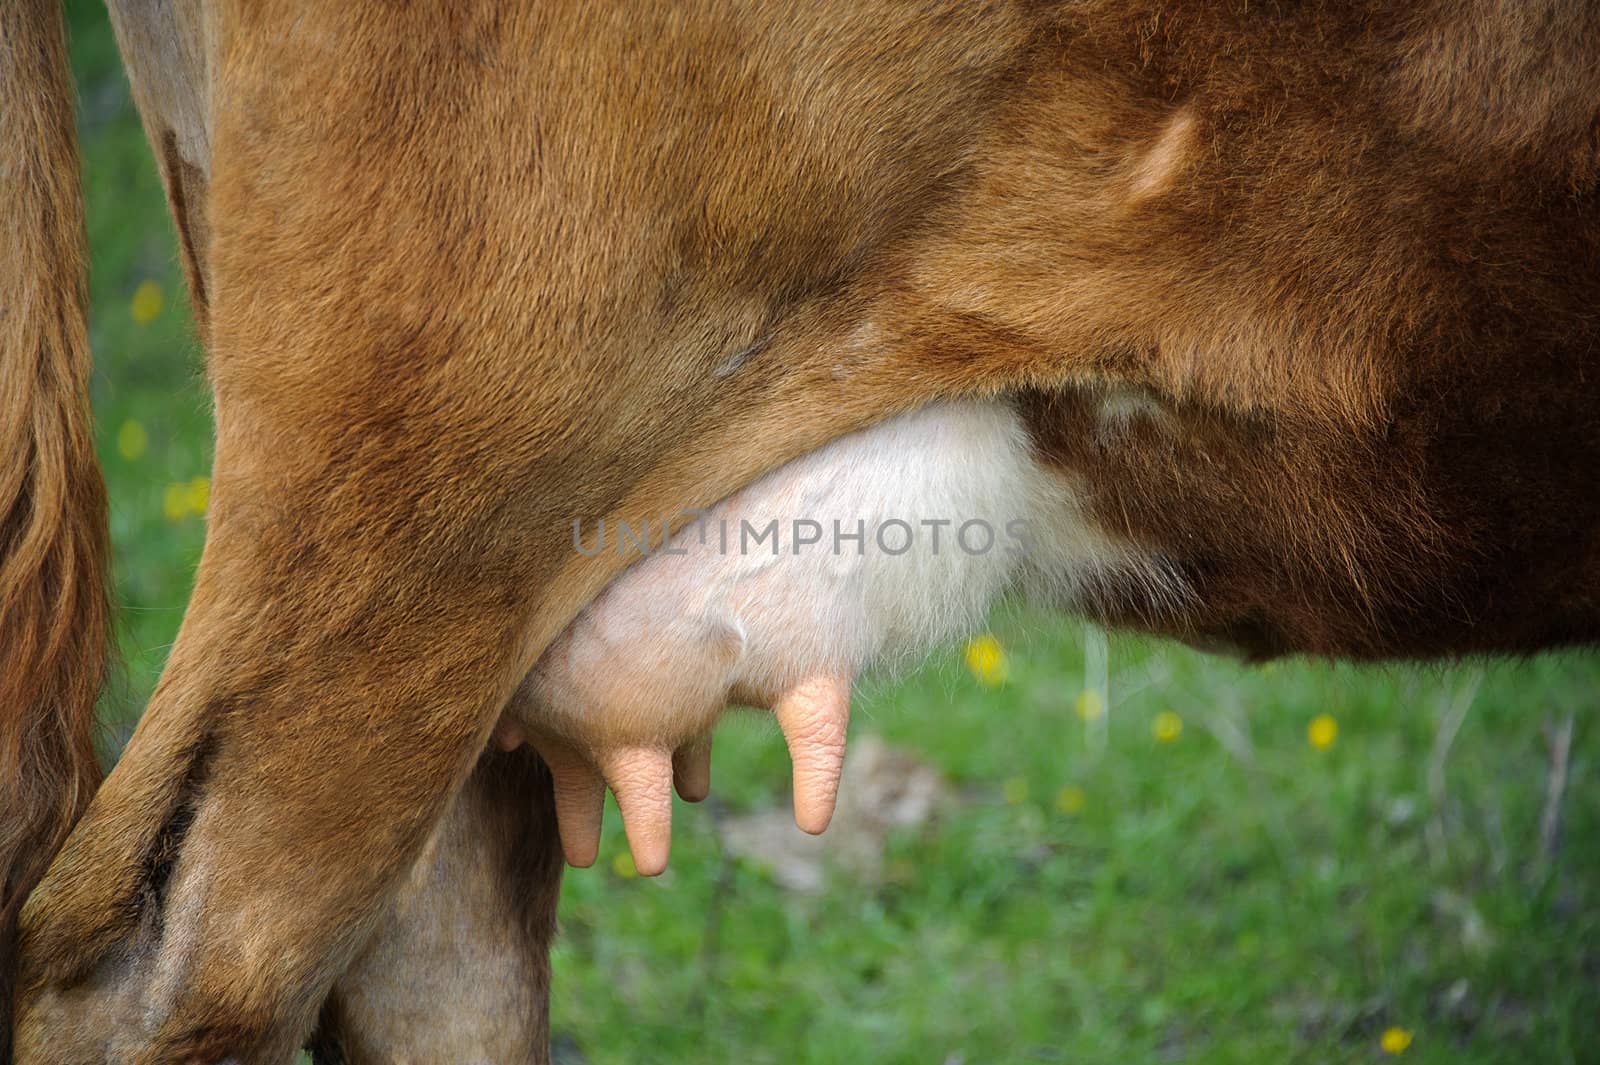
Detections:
66,9,1599,1064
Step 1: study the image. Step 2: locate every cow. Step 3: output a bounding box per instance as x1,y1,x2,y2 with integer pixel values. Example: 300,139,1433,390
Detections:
4,0,1598,1060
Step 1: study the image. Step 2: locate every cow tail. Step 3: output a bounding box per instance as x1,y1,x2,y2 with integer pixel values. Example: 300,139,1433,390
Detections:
0,0,111,1053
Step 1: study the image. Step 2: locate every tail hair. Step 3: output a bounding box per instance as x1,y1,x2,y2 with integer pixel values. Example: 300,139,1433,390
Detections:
0,0,111,1054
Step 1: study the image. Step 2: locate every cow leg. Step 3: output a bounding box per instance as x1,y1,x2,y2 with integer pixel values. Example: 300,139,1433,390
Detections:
309,748,562,1065
14,457,568,1061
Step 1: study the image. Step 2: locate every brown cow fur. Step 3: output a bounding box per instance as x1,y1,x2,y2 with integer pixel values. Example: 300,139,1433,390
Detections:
4,1,1599,1061
0,3,110,1058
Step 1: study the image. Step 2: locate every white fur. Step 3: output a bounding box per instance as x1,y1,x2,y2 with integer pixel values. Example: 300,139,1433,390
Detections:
531,399,1180,733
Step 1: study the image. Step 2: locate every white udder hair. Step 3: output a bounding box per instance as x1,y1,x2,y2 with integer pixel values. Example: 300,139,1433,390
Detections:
531,398,1162,731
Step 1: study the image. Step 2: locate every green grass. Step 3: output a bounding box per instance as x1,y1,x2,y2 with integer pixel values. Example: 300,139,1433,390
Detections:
66,9,1599,1064
68,7,212,745
554,621,1599,1064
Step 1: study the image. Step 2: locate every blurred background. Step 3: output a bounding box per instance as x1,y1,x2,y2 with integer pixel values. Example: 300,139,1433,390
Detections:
66,7,1597,1063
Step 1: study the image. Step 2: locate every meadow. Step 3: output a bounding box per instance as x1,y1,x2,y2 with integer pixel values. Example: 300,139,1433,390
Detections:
66,7,1599,1063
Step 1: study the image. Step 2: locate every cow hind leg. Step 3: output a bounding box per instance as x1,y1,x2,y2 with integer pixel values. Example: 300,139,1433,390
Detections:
15,470,552,1061
308,748,562,1064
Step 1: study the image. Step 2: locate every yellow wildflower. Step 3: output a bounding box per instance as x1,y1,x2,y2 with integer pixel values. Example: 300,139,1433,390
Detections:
1054,784,1086,815
116,419,148,461
964,634,1007,687
611,850,637,879
131,279,163,324
163,483,189,522
163,476,210,521
1308,713,1339,750
1075,689,1105,722
185,475,210,515
1379,1027,1413,1055
1002,776,1029,805
1152,710,1183,743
